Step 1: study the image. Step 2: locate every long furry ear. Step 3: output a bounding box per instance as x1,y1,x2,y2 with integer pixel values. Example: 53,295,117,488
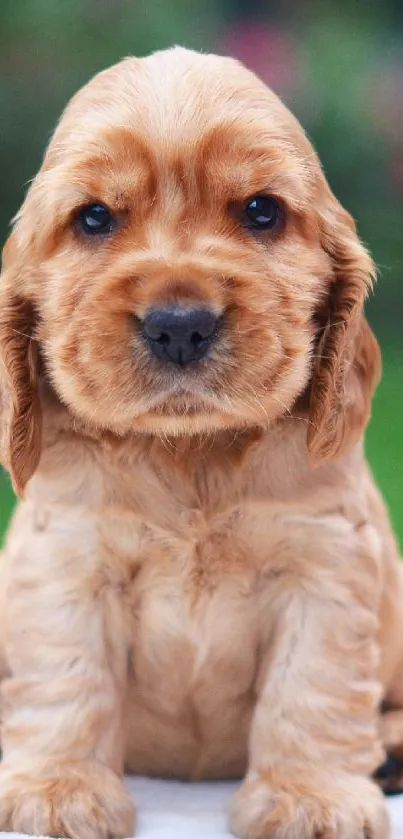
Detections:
307,197,381,462
0,232,42,496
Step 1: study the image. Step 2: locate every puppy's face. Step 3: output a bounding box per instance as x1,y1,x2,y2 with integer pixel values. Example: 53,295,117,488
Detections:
0,48,380,493
6,50,330,434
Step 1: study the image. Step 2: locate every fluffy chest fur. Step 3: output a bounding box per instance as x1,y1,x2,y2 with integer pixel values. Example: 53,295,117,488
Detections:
3,426,383,781
122,504,261,779
94,433,275,778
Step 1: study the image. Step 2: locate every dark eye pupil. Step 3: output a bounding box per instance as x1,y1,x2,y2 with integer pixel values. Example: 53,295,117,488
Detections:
79,203,112,234
245,196,278,229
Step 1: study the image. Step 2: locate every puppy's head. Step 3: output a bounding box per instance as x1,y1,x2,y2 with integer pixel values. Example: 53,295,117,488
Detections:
0,47,380,494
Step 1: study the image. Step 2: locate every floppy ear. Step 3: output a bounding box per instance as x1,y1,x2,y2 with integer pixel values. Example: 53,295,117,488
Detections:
0,230,42,497
307,196,381,462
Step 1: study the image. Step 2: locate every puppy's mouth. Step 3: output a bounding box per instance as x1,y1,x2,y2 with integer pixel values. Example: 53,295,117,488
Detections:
136,380,225,418
131,372,278,436
133,393,241,435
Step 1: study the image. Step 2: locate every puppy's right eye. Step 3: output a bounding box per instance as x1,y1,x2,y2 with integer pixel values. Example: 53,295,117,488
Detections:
243,195,280,230
76,203,114,235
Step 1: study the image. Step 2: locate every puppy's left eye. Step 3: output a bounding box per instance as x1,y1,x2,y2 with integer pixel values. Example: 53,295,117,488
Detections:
76,203,114,235
243,195,279,230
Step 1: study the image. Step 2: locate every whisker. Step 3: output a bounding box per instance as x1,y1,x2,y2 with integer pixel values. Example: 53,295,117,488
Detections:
224,429,242,450
243,383,270,422
315,319,346,335
268,394,292,417
10,328,38,342
158,432,177,455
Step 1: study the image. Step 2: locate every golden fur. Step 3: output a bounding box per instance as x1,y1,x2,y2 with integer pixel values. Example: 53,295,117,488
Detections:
0,46,402,839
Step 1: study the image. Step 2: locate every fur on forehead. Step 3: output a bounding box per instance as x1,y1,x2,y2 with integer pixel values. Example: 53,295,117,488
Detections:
43,47,318,176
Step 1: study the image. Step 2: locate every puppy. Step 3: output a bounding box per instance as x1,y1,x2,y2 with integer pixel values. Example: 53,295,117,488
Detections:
0,46,402,839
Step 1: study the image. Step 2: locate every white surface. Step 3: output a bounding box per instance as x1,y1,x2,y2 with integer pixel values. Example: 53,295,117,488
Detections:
0,776,403,838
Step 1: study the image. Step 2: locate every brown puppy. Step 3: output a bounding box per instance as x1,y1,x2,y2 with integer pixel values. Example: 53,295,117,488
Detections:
0,46,402,839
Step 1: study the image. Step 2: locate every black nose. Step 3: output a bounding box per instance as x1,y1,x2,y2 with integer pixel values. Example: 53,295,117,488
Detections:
142,306,218,365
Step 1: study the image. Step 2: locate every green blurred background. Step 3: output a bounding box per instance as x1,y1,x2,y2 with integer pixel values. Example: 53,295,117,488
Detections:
1,0,402,544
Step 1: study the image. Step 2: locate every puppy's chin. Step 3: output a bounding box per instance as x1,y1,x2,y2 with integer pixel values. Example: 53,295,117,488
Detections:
129,391,289,438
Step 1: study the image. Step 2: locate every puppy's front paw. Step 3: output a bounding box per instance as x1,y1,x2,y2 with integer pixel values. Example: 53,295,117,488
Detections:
230,772,389,839
0,762,135,839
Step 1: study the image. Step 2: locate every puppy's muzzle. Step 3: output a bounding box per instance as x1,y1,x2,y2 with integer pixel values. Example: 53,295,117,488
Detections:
142,306,218,366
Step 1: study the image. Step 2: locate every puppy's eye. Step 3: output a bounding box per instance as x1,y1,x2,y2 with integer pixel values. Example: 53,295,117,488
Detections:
243,195,279,230
77,203,114,235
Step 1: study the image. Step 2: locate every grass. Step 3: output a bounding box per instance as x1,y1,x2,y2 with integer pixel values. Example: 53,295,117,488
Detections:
366,350,402,549
1,351,402,549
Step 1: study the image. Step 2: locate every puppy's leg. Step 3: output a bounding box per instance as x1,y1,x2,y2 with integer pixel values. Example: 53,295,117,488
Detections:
230,532,388,839
0,519,134,839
